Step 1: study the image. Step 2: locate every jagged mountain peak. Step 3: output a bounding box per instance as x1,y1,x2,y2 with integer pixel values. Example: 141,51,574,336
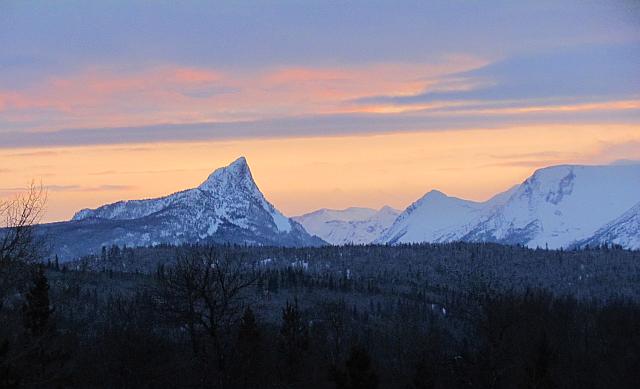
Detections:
47,157,323,260
199,156,256,193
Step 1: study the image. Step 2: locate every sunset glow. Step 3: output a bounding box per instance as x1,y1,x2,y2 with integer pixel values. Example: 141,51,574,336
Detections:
2,124,639,222
1,1,639,222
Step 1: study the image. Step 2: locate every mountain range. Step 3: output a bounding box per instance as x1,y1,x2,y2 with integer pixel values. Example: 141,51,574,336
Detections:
36,158,640,260
293,206,400,245
377,164,640,249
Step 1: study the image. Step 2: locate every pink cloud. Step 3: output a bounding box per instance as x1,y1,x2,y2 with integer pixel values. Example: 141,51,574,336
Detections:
0,56,492,131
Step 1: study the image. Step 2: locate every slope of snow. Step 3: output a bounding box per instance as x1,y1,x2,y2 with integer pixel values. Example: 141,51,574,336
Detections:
379,191,483,244
577,202,640,249
378,186,517,244
73,156,293,234
294,206,400,245
379,164,640,249
470,165,640,248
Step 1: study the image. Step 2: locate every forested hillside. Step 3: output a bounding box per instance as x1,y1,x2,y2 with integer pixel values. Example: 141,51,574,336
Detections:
2,241,640,387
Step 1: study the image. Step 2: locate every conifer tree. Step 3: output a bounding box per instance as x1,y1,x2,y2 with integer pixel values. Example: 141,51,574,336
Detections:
238,307,260,347
22,266,52,336
279,299,308,382
334,345,379,389
236,307,262,386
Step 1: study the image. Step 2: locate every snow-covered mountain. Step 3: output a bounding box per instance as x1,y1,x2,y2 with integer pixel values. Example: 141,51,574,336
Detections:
577,202,640,250
377,188,514,245
293,206,400,245
379,164,640,249
40,157,324,260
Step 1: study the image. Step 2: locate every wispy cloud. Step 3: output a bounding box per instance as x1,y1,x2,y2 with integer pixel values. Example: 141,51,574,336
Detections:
89,168,199,176
610,159,640,166
3,104,640,149
0,58,486,133
0,184,134,193
591,140,640,164
2,43,639,148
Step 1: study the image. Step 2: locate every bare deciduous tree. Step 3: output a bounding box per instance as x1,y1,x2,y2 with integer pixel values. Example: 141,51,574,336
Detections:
0,182,47,311
156,246,257,378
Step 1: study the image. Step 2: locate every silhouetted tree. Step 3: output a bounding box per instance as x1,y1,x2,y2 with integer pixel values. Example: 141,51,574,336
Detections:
236,307,262,388
156,247,256,382
334,345,378,389
23,266,52,336
0,183,46,312
279,299,309,383
527,332,555,389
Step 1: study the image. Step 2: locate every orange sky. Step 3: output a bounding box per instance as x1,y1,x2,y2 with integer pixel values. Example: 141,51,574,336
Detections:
2,124,639,222
2,2,639,223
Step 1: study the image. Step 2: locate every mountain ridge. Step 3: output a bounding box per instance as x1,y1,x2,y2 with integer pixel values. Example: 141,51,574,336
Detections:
293,206,400,245
379,164,640,249
39,157,324,260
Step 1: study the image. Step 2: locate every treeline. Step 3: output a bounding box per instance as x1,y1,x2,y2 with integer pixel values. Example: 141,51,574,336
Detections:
72,241,640,301
1,245,640,388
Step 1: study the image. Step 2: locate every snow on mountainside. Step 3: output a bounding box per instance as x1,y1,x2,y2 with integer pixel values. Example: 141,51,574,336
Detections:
577,202,640,250
41,157,324,260
380,164,640,249
378,187,517,245
293,206,400,245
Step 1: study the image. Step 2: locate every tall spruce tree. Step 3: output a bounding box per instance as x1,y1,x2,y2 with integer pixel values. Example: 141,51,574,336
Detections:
334,345,379,389
279,299,309,382
238,307,260,347
22,266,52,336
236,307,262,387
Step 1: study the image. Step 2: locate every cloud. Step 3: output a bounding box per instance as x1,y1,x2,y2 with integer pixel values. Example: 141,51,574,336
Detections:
2,1,636,82
591,141,640,164
90,185,135,191
46,185,81,192
0,58,487,133
482,159,571,168
479,150,583,169
89,168,200,176
352,43,640,109
2,104,640,149
610,159,640,166
488,151,577,160
1,44,639,149
7,150,60,157
1,184,134,193
48,184,135,192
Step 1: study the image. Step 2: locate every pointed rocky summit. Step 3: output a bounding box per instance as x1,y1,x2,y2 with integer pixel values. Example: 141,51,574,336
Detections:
44,157,324,260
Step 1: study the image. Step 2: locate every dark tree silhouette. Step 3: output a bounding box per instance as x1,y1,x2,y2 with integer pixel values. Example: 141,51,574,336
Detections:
235,307,262,388
23,266,52,336
155,246,256,384
0,183,46,313
279,299,309,382
334,345,378,389
238,307,260,348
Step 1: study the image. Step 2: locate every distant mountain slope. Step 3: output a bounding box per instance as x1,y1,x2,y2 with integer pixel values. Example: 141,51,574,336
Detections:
377,186,518,245
293,206,400,245
379,164,640,249
576,202,640,250
39,157,324,260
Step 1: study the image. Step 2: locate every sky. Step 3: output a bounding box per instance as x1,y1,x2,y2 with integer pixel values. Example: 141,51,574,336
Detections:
1,1,639,222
